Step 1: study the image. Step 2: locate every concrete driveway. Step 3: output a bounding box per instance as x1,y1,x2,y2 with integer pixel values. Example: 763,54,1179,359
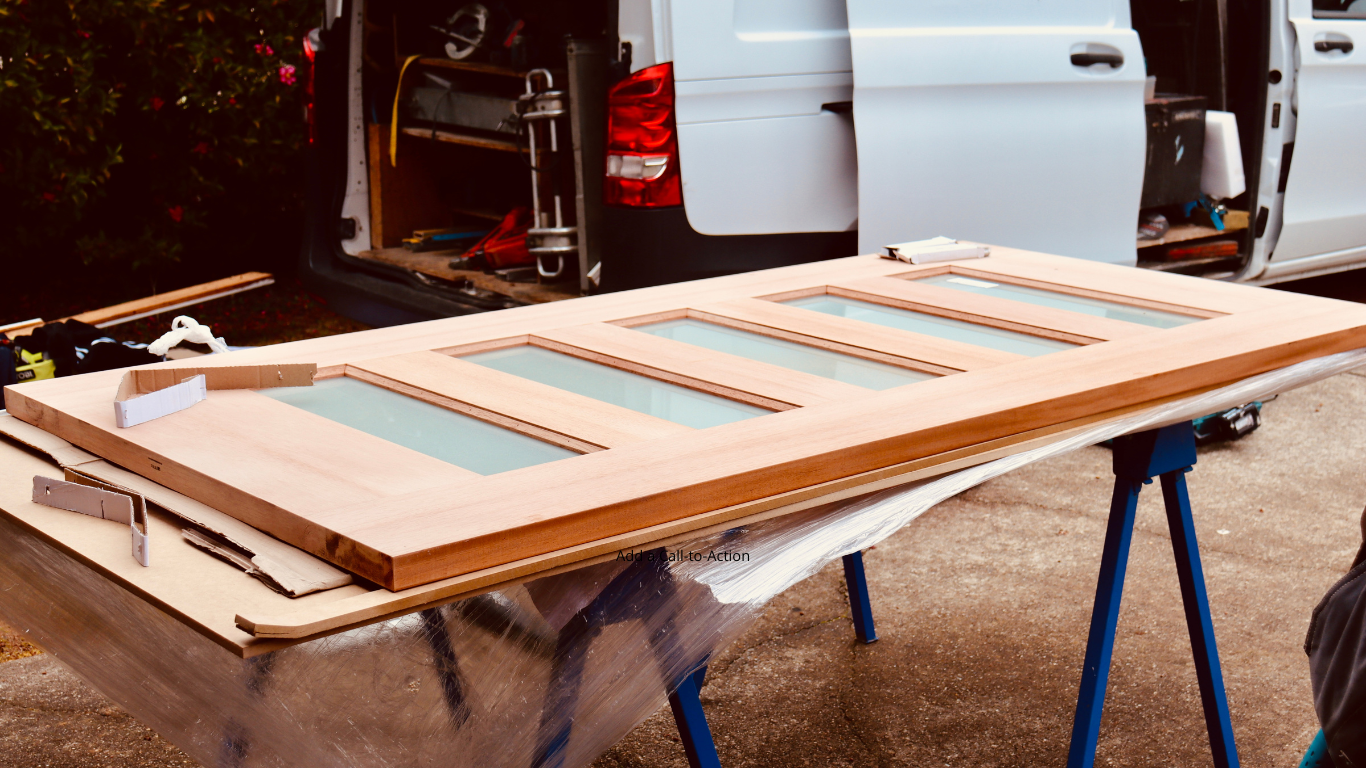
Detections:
1,299,1363,768
594,367,1366,768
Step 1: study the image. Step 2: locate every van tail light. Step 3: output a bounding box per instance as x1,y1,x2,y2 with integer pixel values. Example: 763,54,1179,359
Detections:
604,63,682,207
303,28,322,144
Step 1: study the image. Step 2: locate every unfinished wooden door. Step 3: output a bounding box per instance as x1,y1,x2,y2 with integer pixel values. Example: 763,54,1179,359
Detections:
8,245,1366,590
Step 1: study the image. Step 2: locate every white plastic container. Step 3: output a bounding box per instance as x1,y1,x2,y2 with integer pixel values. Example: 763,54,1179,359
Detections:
1201,110,1246,200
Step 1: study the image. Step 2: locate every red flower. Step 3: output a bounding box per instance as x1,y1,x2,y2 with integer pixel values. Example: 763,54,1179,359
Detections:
77,30,91,39
191,142,210,154
278,65,296,85
227,97,236,105
150,96,164,111
42,192,56,202
167,205,184,223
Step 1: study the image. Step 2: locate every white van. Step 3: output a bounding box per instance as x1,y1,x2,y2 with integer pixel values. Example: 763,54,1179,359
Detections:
300,0,1366,324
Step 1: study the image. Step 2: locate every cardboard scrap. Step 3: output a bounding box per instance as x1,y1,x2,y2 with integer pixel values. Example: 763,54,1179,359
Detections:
0,414,100,467
883,236,990,265
64,468,151,567
31,473,149,566
114,375,207,428
113,363,317,428
31,475,134,525
180,528,348,597
1,413,349,595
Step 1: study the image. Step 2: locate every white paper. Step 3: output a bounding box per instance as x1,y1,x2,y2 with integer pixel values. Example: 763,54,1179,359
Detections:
884,237,990,264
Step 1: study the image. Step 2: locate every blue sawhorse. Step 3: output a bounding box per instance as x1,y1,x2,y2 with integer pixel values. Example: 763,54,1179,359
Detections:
842,421,1240,767
1067,421,1239,767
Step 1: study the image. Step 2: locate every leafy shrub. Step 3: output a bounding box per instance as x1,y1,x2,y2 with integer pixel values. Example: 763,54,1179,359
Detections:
0,0,316,288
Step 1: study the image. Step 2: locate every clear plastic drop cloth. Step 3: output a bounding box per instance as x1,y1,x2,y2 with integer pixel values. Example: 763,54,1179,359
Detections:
0,348,1361,768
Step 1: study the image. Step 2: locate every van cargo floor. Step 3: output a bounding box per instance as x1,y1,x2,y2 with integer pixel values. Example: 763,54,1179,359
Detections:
356,247,578,305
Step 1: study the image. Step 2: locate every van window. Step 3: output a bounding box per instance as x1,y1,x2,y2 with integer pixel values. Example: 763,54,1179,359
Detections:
1314,0,1366,19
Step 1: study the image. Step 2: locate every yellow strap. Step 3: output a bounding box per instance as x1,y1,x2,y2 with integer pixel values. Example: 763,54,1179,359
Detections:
390,55,422,167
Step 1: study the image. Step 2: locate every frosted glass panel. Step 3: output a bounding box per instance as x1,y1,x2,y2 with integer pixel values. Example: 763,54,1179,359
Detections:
262,377,575,475
917,274,1200,329
784,295,1075,357
635,318,932,390
463,346,769,428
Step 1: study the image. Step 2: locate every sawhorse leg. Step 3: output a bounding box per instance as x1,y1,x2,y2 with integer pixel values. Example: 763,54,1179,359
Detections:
1067,421,1239,768
843,551,878,644
532,550,724,768
668,664,722,768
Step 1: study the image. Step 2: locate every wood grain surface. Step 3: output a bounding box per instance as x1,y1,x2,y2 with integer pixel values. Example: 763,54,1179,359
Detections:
7,248,1364,592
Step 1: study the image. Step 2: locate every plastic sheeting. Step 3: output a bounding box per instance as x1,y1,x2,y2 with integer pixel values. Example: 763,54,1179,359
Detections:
0,348,1363,768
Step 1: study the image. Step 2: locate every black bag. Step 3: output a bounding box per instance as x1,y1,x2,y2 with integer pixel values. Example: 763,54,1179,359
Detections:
0,335,16,388
1306,506,1366,767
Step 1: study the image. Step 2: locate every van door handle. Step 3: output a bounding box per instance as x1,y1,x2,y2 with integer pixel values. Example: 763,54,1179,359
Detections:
1071,51,1124,68
1314,39,1354,53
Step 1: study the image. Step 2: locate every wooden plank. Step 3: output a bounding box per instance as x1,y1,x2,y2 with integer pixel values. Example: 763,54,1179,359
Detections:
416,57,528,78
532,323,873,408
828,275,1154,343
368,124,450,249
400,126,519,153
690,298,1026,372
5,273,275,337
72,272,275,328
348,351,690,449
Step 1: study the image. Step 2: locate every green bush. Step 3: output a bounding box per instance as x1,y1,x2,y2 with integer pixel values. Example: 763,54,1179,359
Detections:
0,0,316,286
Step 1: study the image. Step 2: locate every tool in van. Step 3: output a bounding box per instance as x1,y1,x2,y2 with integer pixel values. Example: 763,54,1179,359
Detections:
403,226,490,253
519,69,578,281
431,4,488,61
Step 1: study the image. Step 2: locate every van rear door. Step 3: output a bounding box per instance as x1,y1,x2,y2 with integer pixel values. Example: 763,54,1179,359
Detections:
1270,0,1366,271
846,0,1146,264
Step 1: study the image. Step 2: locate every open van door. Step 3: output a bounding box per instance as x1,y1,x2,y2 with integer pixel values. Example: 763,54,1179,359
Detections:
1269,0,1366,271
846,0,1146,264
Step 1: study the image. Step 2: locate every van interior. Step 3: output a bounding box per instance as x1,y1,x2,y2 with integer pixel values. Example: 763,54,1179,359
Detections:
345,0,1268,305
349,0,616,304
1130,0,1268,278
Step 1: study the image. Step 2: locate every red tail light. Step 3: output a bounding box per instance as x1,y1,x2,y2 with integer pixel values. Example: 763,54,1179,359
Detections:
604,63,682,208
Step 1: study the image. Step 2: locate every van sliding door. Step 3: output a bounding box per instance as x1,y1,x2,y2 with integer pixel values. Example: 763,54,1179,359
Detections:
846,0,1146,264
1272,0,1366,268
670,0,859,237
